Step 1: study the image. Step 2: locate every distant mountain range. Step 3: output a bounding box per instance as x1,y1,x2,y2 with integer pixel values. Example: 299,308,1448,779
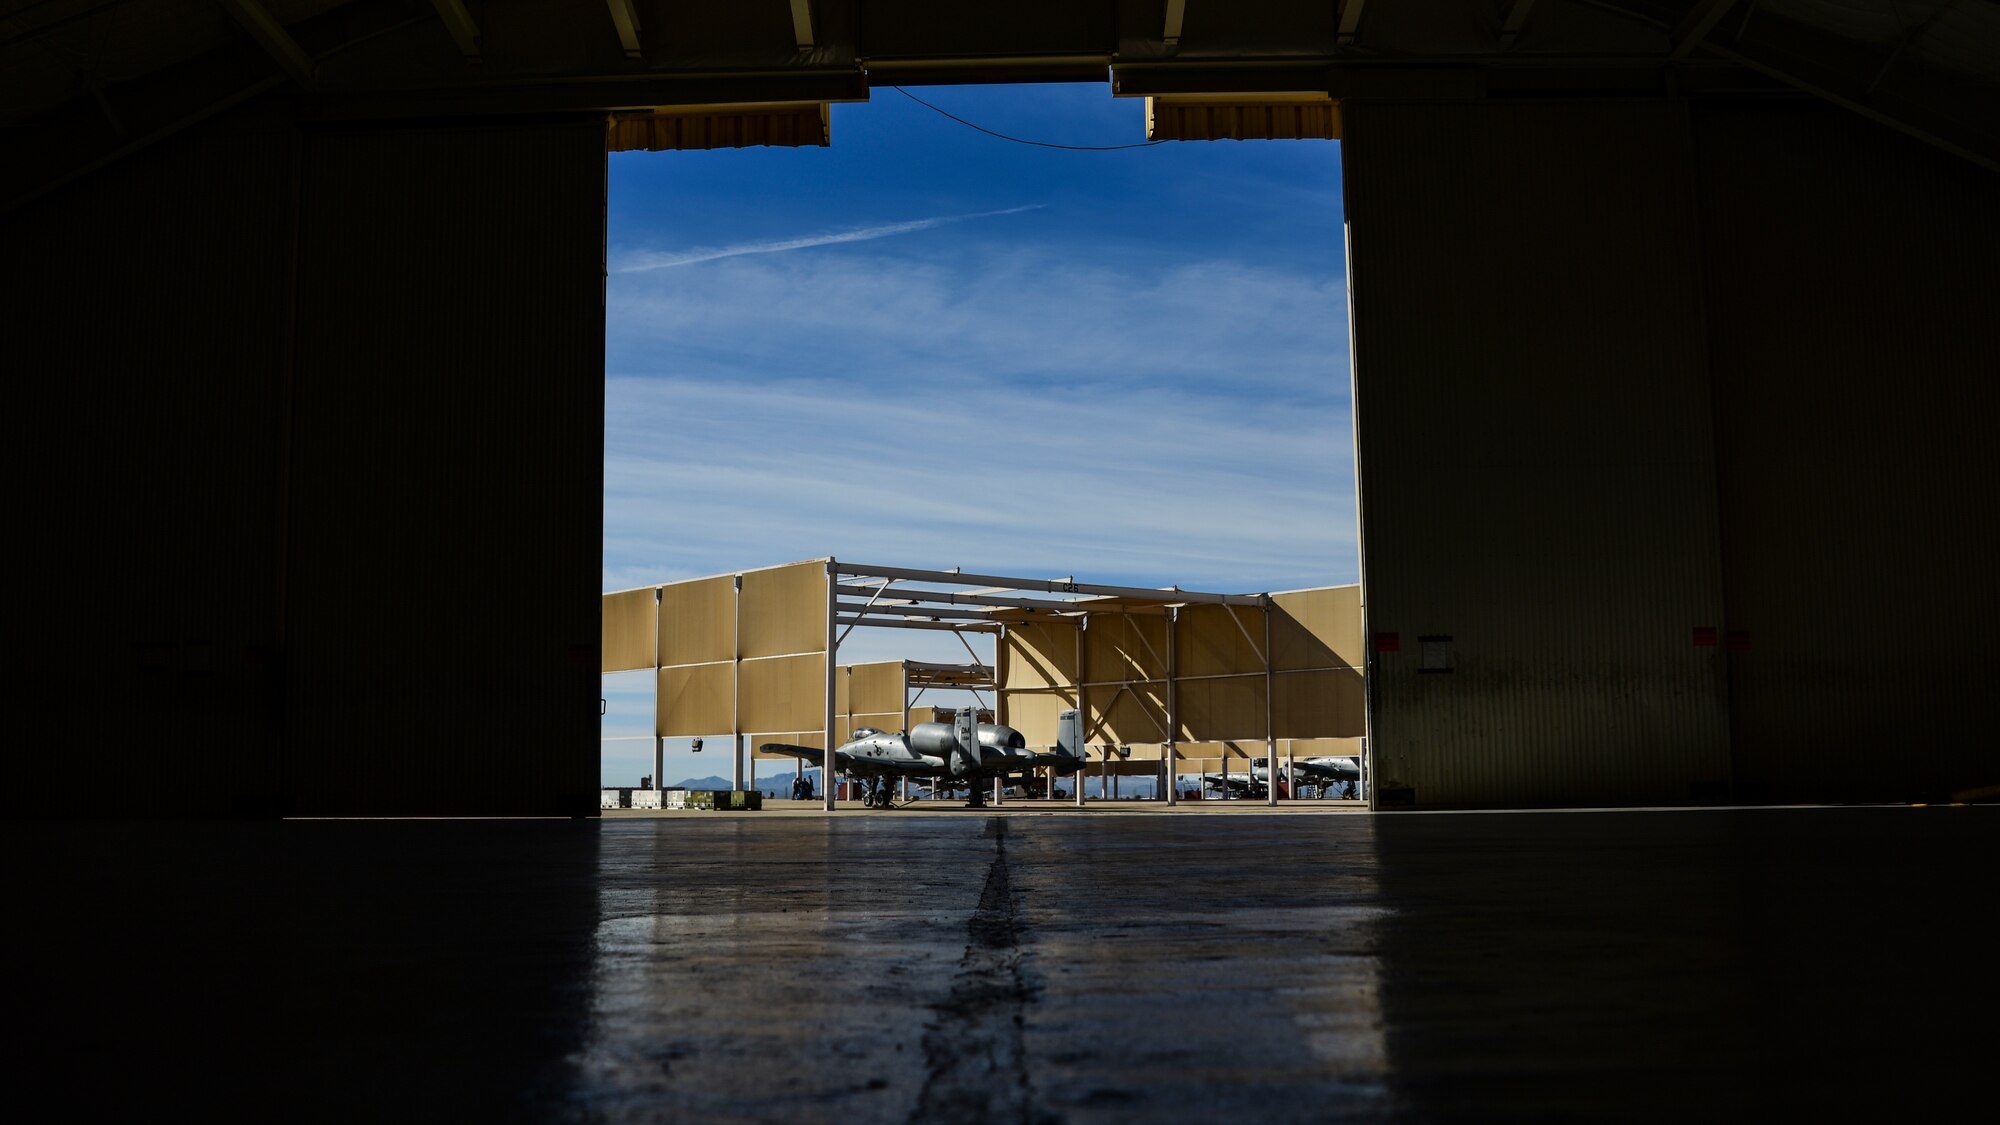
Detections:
669,770,822,795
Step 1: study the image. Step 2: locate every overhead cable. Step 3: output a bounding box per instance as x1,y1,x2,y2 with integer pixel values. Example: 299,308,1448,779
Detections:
887,86,1168,151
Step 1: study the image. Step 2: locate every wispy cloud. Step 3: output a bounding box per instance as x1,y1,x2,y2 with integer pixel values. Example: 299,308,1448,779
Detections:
609,247,1347,397
615,205,1043,272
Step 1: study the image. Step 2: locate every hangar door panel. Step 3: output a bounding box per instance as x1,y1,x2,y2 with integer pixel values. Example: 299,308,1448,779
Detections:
286,120,605,816
1344,100,1732,807
1694,106,2000,803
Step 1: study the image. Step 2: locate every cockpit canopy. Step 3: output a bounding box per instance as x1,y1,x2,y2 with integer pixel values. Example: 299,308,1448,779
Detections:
851,727,883,740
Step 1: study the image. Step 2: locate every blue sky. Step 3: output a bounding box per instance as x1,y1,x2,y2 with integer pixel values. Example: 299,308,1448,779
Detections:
601,83,1351,786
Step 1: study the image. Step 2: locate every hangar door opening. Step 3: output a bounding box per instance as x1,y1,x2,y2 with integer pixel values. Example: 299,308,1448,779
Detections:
597,84,1359,797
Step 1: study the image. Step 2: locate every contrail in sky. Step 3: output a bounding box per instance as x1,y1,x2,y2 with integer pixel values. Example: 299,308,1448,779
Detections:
616,205,1043,272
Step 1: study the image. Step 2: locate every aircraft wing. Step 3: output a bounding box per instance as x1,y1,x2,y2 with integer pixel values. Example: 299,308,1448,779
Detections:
758,743,937,777
759,743,834,768
1200,773,1254,792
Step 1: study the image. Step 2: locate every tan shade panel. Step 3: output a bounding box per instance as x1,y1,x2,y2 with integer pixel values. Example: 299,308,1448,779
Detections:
1001,690,1076,746
739,652,826,733
602,588,658,673
751,731,824,758
1084,614,1169,685
740,561,828,658
910,706,990,730
1085,682,1170,745
846,712,905,739
660,574,737,668
1176,674,1269,742
1283,737,1364,757
846,661,904,719
1272,586,1363,671
1175,603,1269,678
1273,667,1366,738
1001,621,1078,689
1176,741,1257,762
657,662,734,738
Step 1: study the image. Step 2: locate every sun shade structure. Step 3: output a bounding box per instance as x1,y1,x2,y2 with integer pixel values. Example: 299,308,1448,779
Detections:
606,561,1364,808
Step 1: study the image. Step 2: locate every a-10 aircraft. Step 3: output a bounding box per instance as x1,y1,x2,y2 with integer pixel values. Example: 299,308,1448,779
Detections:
1200,754,1362,798
760,710,1086,808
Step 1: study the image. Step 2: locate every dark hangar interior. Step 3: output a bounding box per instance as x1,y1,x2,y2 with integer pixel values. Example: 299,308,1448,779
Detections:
11,0,1996,817
5,4,1997,1121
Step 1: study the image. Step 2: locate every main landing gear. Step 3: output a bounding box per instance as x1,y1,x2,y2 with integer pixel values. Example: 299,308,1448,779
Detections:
860,776,901,809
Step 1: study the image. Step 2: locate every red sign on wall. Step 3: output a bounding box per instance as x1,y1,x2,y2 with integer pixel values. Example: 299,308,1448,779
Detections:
1372,631,1400,653
1693,627,1718,647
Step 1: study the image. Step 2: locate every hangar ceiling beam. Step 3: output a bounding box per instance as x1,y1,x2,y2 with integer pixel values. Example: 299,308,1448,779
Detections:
605,0,642,59
789,0,814,51
1501,0,1539,48
1693,38,2000,174
1669,0,1741,61
1592,0,2000,176
218,0,315,86
1337,0,1367,46
0,0,143,52
427,0,480,63
1164,0,1187,48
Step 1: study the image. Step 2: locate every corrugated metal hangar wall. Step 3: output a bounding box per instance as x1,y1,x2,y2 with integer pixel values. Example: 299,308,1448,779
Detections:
8,108,607,818
1347,100,1999,808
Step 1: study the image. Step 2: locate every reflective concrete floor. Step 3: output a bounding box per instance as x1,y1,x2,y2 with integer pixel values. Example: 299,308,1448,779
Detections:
5,807,1990,1122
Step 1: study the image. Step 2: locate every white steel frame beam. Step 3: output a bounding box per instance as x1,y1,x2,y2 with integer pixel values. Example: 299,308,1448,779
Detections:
834,583,1088,614
837,562,1264,607
835,616,1002,634
837,602,1010,623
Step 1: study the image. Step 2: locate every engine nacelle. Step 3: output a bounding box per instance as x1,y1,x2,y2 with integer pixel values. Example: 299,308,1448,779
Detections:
907,720,1028,776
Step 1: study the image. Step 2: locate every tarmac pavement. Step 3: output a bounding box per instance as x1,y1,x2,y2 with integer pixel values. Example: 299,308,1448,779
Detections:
4,806,1991,1121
